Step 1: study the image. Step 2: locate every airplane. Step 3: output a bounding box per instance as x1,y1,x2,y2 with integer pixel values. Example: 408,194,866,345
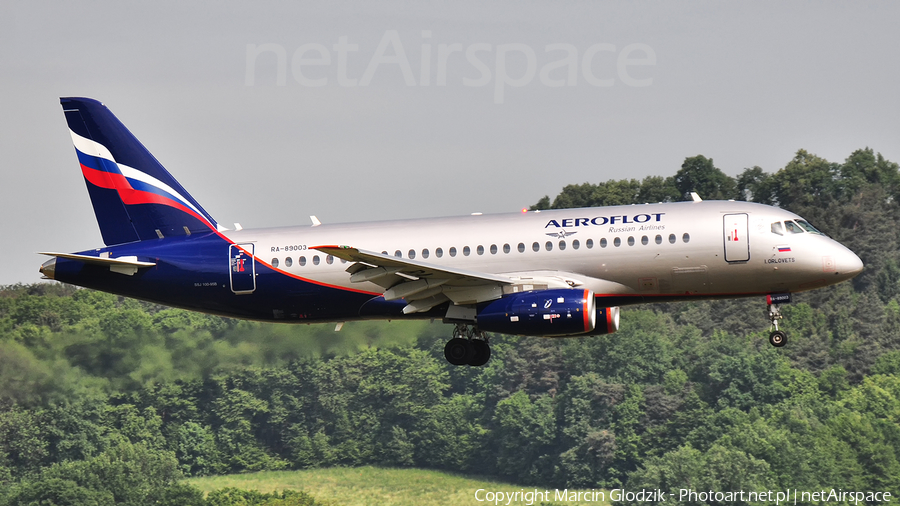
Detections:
40,97,864,366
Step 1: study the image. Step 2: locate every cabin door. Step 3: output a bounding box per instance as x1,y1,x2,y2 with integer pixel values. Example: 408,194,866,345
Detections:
723,213,750,262
229,244,256,294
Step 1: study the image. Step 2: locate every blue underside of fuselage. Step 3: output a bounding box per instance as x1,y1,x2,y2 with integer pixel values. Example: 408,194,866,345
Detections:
52,233,445,323
51,234,765,323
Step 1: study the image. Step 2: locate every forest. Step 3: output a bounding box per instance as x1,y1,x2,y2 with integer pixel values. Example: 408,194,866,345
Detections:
0,148,898,505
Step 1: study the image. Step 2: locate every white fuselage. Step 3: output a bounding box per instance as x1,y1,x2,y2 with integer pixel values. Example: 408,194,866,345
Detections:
224,200,863,302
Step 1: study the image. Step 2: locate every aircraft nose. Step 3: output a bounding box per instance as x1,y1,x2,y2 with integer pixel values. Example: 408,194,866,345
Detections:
843,249,864,279
828,243,863,281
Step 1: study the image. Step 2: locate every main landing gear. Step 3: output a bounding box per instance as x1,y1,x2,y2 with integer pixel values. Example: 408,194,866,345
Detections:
444,323,491,367
767,303,787,347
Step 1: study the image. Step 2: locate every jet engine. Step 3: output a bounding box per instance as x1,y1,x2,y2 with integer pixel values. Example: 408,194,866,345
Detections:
476,288,619,337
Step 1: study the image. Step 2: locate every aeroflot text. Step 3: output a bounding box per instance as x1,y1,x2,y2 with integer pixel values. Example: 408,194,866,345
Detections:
545,213,665,228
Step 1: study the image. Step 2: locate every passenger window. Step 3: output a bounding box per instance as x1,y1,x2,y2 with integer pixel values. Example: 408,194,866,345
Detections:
533,242,540,252
614,237,621,247
490,244,498,255
422,249,429,259
785,221,803,234
477,245,484,255
436,248,443,258
271,258,279,268
395,250,402,258
326,255,333,265
572,239,580,250
285,257,292,267
313,256,320,265
545,241,553,251
587,238,594,249
449,247,457,257
655,235,662,244
771,222,784,235
502,244,510,254
641,236,649,246
627,236,635,246
408,249,416,259
518,243,525,253
559,240,566,250
669,234,676,244
299,256,306,266
683,233,690,243
463,246,471,256
600,238,607,248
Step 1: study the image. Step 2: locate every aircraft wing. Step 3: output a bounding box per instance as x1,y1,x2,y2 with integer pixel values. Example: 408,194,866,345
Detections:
313,245,514,313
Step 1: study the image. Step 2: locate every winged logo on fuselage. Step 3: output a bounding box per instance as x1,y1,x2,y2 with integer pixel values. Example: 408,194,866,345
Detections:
546,230,577,239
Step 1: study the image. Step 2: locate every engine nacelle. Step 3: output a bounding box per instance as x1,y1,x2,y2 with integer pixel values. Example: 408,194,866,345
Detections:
582,305,620,336
476,288,617,337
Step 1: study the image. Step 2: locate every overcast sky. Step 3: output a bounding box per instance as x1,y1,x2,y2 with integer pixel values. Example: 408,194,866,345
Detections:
2,1,899,285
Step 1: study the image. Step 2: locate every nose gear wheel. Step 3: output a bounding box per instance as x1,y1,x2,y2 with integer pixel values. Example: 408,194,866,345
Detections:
767,303,787,347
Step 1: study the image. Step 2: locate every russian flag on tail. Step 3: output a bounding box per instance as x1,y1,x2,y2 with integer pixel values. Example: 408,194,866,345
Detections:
61,97,219,245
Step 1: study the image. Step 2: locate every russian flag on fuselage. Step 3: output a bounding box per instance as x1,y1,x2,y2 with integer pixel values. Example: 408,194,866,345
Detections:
61,97,218,246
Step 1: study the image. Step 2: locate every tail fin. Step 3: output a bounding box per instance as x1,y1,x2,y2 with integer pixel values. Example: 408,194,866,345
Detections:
60,97,219,245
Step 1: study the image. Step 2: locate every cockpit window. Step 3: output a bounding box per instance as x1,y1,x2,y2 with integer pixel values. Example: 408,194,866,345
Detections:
771,222,783,235
795,219,824,235
784,220,804,234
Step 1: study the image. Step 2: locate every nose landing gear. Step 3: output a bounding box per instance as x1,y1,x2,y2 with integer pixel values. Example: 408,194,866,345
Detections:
767,300,787,347
444,323,491,366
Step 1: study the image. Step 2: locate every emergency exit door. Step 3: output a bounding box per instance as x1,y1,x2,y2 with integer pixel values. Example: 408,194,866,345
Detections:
723,213,749,262
229,244,256,294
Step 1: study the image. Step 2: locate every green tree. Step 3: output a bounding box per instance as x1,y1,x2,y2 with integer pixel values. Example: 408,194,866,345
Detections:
673,155,737,200
4,441,200,506
735,166,770,202
492,391,556,481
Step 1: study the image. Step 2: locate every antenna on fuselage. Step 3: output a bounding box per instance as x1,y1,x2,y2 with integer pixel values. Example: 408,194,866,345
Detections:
690,192,703,202
310,216,322,227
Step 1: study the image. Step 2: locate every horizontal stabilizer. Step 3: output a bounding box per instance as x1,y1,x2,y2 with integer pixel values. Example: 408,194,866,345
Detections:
39,252,156,267
39,252,156,278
